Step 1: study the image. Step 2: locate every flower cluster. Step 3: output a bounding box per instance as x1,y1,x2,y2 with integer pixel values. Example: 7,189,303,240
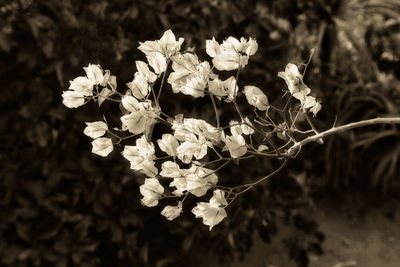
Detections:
62,64,116,108
62,29,323,230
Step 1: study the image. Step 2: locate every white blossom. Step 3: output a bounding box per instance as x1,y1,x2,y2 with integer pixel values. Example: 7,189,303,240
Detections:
206,36,258,71
84,64,104,85
62,90,85,108
223,134,247,158
192,189,228,230
243,85,269,111
161,202,183,220
176,134,208,164
126,73,150,100
135,61,157,83
138,29,184,60
208,76,238,102
91,137,113,157
229,117,254,136
139,178,164,207
277,63,311,101
121,95,140,113
157,134,179,156
168,53,210,98
68,76,93,96
122,135,158,177
147,52,167,74
160,161,181,178
169,165,217,197
83,121,108,139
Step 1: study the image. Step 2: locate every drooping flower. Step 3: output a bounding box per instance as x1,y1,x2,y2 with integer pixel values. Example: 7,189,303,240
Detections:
161,202,183,221
192,189,228,230
83,121,108,139
91,137,113,157
277,63,311,101
62,90,85,108
243,85,269,111
157,134,179,157
206,36,258,71
139,178,164,207
138,29,184,60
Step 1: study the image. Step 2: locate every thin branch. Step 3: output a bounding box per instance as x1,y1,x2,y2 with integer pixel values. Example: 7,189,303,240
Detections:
286,117,400,157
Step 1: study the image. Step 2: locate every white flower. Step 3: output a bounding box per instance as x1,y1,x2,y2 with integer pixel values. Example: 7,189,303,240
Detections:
83,121,108,138
277,63,311,101
206,36,258,71
120,110,147,134
138,29,184,60
168,53,210,98
208,76,238,102
157,134,179,156
209,189,228,207
192,189,228,230
62,90,85,108
176,134,208,164
91,137,113,157
126,73,151,100
161,202,183,220
135,61,157,83
122,135,158,177
147,52,167,74
223,134,247,158
139,178,164,207
120,101,158,135
160,161,181,178
229,117,254,136
302,96,322,117
310,102,322,117
169,165,217,197
68,76,93,96
121,95,140,113
243,85,269,111
84,64,104,85
172,118,220,144
186,166,218,197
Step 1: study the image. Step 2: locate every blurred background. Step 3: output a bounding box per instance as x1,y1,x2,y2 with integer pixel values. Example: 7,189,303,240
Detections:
1,0,400,266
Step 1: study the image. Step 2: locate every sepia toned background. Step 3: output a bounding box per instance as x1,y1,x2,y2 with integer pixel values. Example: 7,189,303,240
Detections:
1,0,400,266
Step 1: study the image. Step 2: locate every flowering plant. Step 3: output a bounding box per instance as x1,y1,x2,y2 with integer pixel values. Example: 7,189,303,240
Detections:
62,29,400,230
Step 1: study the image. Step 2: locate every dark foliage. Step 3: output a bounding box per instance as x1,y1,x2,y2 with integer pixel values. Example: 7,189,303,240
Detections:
1,0,399,266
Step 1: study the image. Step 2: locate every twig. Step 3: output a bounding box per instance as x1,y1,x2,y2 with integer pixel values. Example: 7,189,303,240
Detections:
287,117,400,157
